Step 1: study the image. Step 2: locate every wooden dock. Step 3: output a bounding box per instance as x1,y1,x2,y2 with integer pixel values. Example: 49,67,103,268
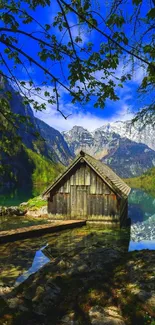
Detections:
0,220,86,244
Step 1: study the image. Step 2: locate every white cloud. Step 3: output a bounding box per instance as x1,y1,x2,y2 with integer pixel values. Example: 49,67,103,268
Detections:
21,75,135,133
114,59,146,85
132,64,146,84
18,79,134,132
69,22,90,45
34,94,134,132
50,13,89,46
35,106,134,132
113,104,134,121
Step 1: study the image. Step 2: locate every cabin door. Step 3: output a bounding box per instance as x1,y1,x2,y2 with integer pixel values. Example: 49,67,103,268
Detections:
70,185,88,219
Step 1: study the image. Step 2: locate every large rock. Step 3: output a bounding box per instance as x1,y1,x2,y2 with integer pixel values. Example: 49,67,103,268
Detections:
0,206,26,216
89,306,126,325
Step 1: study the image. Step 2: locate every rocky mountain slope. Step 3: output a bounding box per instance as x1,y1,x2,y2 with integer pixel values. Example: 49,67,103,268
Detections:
63,126,120,158
103,137,155,178
0,78,73,166
0,78,73,189
63,126,155,177
0,76,39,151
95,120,155,151
36,119,72,165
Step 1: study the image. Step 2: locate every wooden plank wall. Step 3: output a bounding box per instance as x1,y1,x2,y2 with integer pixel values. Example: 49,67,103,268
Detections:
48,162,120,220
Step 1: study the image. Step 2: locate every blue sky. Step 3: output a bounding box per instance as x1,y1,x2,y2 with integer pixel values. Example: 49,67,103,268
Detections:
0,0,150,131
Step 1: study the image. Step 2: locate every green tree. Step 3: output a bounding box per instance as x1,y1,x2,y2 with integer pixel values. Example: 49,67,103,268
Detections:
0,96,22,181
0,0,155,123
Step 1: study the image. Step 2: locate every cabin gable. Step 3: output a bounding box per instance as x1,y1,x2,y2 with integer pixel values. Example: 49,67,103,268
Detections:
48,161,120,221
43,151,130,225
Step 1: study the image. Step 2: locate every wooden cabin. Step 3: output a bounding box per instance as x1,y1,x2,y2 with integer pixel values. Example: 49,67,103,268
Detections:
42,151,131,226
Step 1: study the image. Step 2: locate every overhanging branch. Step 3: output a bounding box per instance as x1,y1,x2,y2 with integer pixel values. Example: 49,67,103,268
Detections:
0,37,78,99
59,0,155,71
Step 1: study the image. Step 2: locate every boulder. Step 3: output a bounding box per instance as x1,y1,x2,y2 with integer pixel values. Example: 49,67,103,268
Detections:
60,312,78,325
89,306,126,325
0,206,26,216
20,202,28,207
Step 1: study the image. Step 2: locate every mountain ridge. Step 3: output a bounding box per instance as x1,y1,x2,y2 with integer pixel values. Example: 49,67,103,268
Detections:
63,125,155,178
0,78,72,188
0,78,73,166
1,77,155,182
63,118,155,151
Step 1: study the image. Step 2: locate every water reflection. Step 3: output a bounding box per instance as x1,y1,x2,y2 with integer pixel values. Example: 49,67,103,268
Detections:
0,217,154,288
128,188,155,223
0,187,155,288
0,184,47,207
0,226,131,287
128,189,155,250
129,240,155,251
15,245,50,285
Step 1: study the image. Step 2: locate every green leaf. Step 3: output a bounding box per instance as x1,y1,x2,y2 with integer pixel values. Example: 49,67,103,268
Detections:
62,22,67,28
147,8,155,19
45,24,51,31
20,81,26,86
143,45,152,54
44,91,50,97
4,48,11,54
132,0,142,5
88,17,98,27
75,36,82,43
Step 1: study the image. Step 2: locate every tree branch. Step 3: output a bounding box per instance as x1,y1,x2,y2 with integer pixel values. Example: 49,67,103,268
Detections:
54,80,71,119
0,28,76,60
0,53,27,99
59,0,155,70
57,0,78,60
2,6,49,36
0,37,79,99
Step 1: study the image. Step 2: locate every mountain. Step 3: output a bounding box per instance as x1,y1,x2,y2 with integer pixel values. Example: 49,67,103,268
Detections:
62,126,120,159
36,118,73,165
63,126,95,156
1,146,64,191
0,78,73,189
103,137,155,178
1,76,155,182
63,126,155,178
0,76,39,151
95,120,155,151
0,77,73,166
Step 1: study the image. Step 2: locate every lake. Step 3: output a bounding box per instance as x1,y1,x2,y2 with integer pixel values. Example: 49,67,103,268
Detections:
0,188,154,287
0,184,45,207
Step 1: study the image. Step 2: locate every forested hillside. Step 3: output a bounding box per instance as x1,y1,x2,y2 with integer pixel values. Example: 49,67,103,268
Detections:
125,168,155,193
0,78,71,189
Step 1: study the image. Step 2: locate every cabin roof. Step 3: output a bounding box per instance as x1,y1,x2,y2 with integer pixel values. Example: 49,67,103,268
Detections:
42,150,131,198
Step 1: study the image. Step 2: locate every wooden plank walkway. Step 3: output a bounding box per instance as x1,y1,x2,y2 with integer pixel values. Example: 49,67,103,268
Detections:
0,220,86,244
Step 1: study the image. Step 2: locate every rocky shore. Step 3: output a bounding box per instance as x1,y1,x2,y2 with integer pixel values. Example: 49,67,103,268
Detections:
0,196,48,219
0,246,154,325
0,206,26,217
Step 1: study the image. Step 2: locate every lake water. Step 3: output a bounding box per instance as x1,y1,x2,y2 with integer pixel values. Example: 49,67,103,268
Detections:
0,188,154,287
0,184,45,207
